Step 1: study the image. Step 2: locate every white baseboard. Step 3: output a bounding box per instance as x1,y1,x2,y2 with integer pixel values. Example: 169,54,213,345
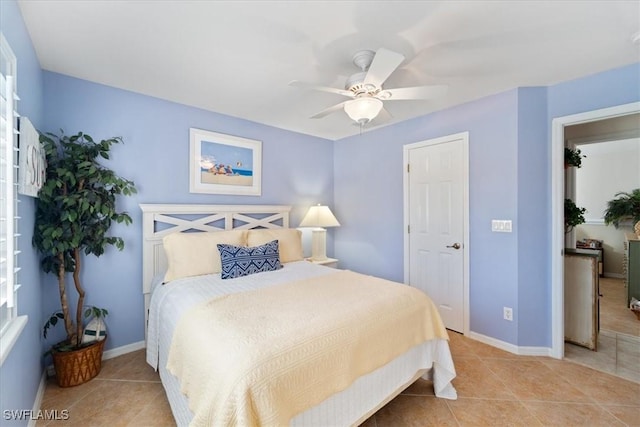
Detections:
467,331,553,358
102,340,145,360
27,371,47,427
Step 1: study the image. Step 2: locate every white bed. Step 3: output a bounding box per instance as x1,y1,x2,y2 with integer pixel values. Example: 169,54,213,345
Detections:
140,204,457,426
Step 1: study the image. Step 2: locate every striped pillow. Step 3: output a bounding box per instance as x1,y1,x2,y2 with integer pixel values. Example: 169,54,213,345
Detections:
217,240,282,279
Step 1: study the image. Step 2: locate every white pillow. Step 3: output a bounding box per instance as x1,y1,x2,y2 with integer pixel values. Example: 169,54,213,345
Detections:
247,228,304,263
163,230,247,282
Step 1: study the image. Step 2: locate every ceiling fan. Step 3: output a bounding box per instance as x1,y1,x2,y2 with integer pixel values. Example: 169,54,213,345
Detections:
290,48,447,126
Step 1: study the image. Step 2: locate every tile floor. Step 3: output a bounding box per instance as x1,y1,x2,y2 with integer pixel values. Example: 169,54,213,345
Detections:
38,332,640,426
564,277,640,383
599,277,639,338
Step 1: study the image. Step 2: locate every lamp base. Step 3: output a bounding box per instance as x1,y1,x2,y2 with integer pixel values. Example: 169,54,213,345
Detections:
309,228,328,261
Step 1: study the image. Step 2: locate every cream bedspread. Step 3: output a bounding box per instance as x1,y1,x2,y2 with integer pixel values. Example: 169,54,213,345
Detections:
167,270,449,427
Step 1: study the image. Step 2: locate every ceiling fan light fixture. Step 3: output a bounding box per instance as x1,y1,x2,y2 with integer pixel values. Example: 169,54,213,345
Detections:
344,97,383,124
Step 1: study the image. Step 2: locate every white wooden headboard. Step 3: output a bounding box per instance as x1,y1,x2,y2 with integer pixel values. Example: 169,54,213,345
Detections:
139,204,291,338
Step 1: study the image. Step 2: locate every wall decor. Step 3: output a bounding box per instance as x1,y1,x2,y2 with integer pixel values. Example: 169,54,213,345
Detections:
189,128,262,196
18,117,46,197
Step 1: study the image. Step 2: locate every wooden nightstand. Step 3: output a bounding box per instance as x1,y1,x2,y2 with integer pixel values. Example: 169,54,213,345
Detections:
307,257,338,269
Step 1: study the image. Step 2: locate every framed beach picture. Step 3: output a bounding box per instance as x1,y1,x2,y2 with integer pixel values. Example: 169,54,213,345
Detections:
189,128,262,196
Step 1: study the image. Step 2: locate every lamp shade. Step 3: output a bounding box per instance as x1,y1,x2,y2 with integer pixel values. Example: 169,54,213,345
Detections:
344,97,383,124
299,205,340,228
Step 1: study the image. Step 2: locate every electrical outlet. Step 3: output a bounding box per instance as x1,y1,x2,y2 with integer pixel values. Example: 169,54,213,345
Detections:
503,307,513,321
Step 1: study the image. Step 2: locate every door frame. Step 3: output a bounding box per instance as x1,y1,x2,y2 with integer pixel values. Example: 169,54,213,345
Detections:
403,131,470,336
550,101,640,359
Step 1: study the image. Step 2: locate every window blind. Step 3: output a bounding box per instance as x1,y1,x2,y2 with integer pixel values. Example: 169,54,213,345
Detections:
0,35,20,337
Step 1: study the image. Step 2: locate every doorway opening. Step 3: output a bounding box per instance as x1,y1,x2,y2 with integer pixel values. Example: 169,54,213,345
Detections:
551,102,640,371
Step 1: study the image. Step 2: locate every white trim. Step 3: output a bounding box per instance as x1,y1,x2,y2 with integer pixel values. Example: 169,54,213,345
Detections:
551,101,640,360
567,129,639,145
0,315,27,366
403,131,470,337
603,272,625,279
583,219,605,225
102,340,145,360
27,371,47,427
467,331,552,357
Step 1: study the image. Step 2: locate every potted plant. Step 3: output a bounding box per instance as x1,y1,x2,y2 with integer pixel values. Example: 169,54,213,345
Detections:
603,189,640,237
564,147,585,168
565,198,586,233
33,131,136,387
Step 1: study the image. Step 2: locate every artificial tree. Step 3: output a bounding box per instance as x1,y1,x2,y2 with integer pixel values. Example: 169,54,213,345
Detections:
33,131,136,351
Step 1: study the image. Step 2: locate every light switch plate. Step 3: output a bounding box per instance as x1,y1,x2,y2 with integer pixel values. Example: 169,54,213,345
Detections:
492,220,512,233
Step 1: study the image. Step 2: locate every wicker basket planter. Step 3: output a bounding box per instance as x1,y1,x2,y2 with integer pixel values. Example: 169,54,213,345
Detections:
51,337,106,387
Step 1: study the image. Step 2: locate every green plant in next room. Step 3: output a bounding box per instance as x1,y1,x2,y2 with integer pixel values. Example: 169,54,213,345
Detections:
565,198,586,233
564,147,585,168
603,188,640,228
33,131,137,351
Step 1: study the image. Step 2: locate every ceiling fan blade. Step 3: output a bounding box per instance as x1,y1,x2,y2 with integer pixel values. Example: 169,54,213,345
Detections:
363,48,405,87
310,101,350,119
381,85,448,100
289,80,353,98
376,106,393,122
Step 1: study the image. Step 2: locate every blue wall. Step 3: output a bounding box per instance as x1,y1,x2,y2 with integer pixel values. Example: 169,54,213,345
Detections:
0,1,45,424
334,89,524,344
334,63,639,347
516,87,549,346
41,72,335,352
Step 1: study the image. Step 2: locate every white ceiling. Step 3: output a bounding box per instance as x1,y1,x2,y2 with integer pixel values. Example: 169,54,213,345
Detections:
17,1,640,140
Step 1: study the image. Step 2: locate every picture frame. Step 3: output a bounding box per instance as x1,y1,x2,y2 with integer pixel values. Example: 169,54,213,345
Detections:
189,128,262,196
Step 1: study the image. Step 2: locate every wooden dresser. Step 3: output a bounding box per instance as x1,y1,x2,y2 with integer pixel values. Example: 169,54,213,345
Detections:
564,249,600,350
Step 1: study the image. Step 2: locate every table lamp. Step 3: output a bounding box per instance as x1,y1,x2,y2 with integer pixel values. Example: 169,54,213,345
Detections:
299,204,340,261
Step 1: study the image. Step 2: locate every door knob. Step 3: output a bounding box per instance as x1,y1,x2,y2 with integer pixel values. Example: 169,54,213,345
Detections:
447,243,461,250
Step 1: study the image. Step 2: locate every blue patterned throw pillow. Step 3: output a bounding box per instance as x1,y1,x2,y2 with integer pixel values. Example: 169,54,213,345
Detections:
217,240,282,279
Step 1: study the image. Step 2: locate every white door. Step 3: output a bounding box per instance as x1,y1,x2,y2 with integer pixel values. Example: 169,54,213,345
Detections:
405,133,467,333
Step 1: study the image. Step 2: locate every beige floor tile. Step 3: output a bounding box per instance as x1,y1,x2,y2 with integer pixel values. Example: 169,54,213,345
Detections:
483,359,592,403
446,398,542,426
564,339,617,375
375,395,457,427
599,278,639,338
449,358,517,400
523,401,626,426
543,359,640,406
40,376,104,414
602,404,640,426
98,349,160,382
460,337,520,359
446,331,481,362
46,380,165,426
126,387,175,426
402,378,436,396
